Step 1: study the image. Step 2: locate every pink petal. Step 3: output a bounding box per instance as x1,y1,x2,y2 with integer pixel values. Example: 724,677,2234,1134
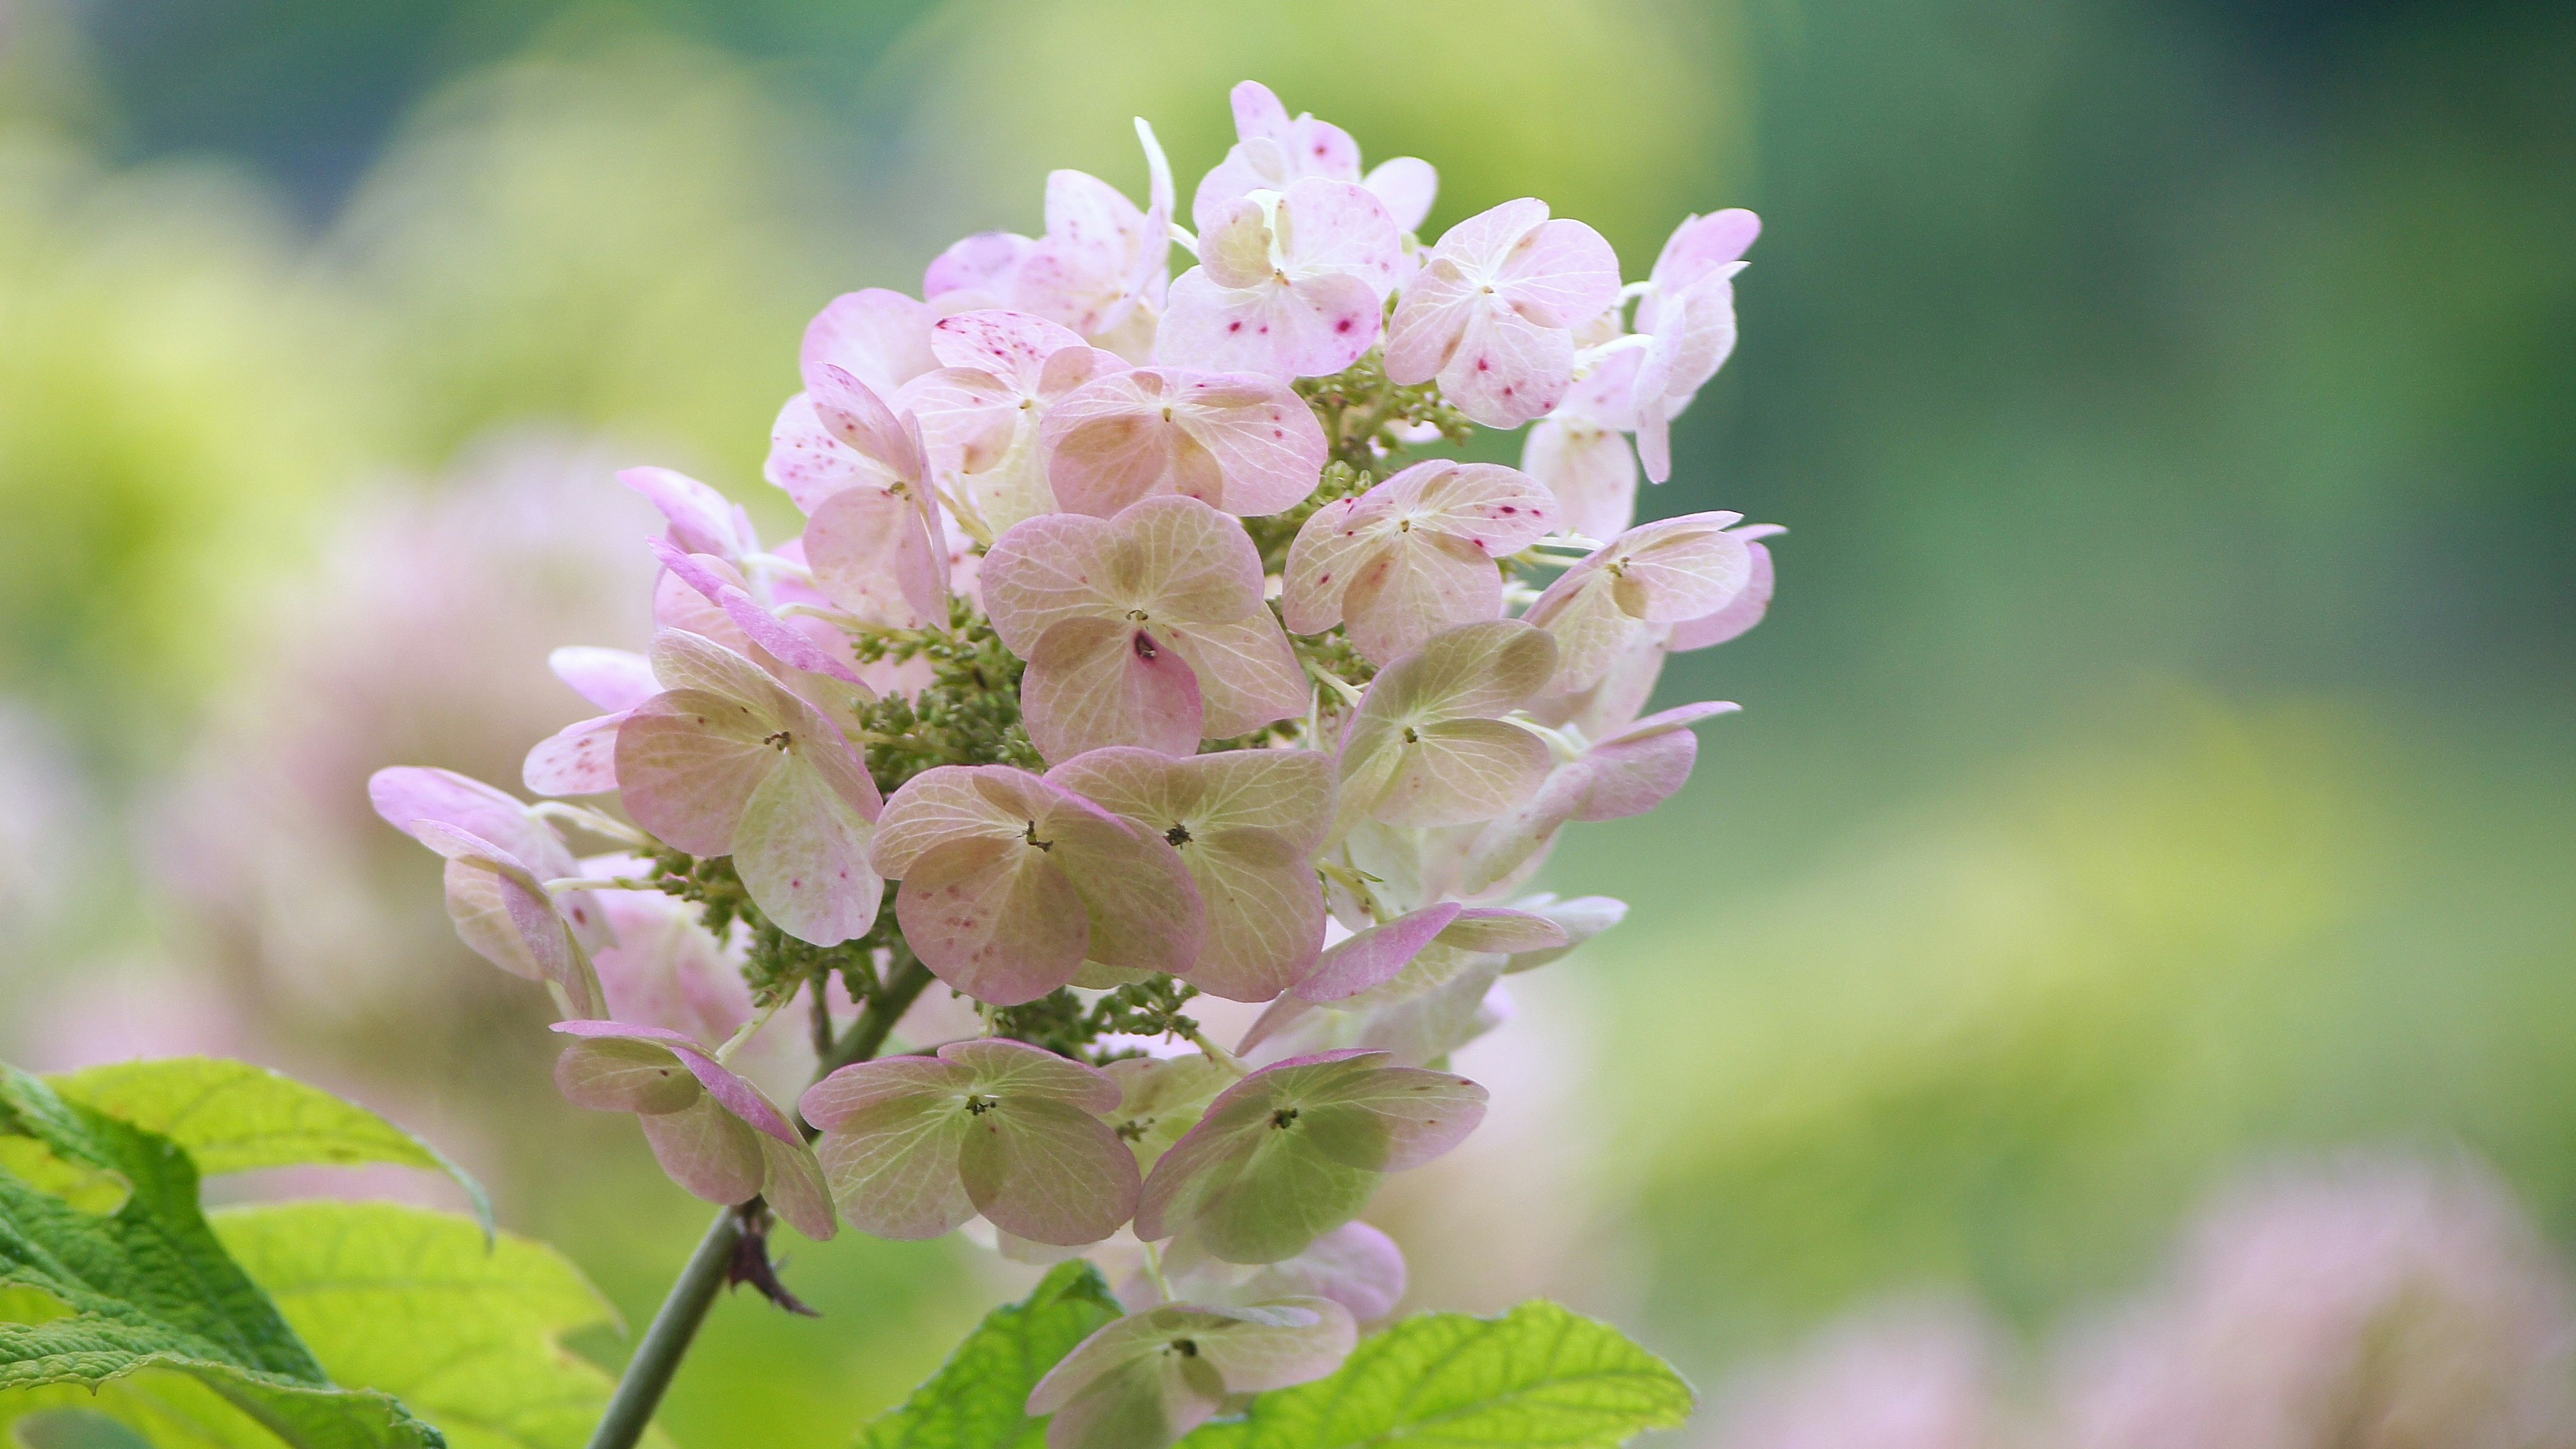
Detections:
1188,1298,1357,1391
1646,208,1761,303
638,1095,768,1205
1495,217,1622,329
868,763,1027,879
1021,615,1207,761
614,691,778,857
1039,797,1205,980
898,366,1022,476
813,1093,976,1239
619,466,755,561
957,1095,1142,1246
801,288,936,400
801,1054,973,1128
1157,267,1382,380
523,712,626,797
804,486,951,628
929,308,1090,384
549,646,659,712
1339,531,1508,665
1245,1223,1407,1320
1375,719,1554,828
1438,303,1579,427
368,766,572,878
760,1135,840,1240
1041,370,1324,517
809,364,929,486
551,1019,800,1146
1159,616,1306,740
982,496,1268,655
926,231,1035,303
1295,904,1461,1002
766,392,876,512
1435,908,1570,955
1611,512,1758,622
1361,156,1438,233
653,541,866,686
895,833,1095,1005
1281,496,1375,635
1521,422,1638,541
554,1034,702,1114
733,756,884,947
1668,539,1776,650
939,1037,1125,1110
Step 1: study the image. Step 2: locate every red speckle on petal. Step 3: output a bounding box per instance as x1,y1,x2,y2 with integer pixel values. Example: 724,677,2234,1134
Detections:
1228,321,1243,333
1476,358,1491,372
1335,319,1353,333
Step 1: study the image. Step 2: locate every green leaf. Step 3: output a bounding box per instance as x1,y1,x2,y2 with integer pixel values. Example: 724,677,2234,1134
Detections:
1177,1301,1694,1449
0,1065,444,1448
38,1061,492,1240
858,1261,1126,1449
212,1202,649,1449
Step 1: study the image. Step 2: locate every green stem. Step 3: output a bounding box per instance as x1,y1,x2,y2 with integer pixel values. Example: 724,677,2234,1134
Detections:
584,1204,746,1449
586,953,936,1447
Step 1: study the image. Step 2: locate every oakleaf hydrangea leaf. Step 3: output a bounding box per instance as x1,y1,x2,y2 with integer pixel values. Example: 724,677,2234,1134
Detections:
873,765,1205,1005
855,1260,1124,1449
1046,749,1332,1002
549,1024,835,1241
36,1059,492,1241
1173,1301,1694,1449
0,1066,445,1449
1284,463,1558,664
1028,1298,1356,1449
1332,622,1558,840
983,498,1305,762
802,1040,1138,1246
212,1202,655,1449
1134,1051,1485,1265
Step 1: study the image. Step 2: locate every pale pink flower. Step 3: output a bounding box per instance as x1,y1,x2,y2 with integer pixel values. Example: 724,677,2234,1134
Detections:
896,309,1128,532
1460,701,1738,892
551,1020,835,1240
1238,905,1566,1068
927,122,1177,362
1520,346,1645,539
1046,747,1333,1002
1631,209,1758,482
1384,199,1621,427
780,367,953,630
981,496,1306,761
1159,178,1401,380
800,1037,1138,1245
801,287,938,402
614,631,883,946
1523,512,1764,694
1028,1297,1357,1449
1040,368,1327,518
1140,1222,1409,1322
368,767,610,1017
1192,80,1437,235
1331,620,1560,840
1134,1049,1485,1264
1283,460,1559,663
521,645,657,797
869,765,1204,1005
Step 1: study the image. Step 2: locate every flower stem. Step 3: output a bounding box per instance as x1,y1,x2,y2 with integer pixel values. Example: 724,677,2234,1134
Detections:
584,1203,747,1449
586,952,937,1446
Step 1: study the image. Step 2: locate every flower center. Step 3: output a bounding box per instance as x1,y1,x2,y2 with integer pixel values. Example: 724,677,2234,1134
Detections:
1022,820,1053,851
1133,631,1159,661
1270,1107,1300,1130
764,731,793,752
1401,727,1420,744
1169,1338,1199,1357
1164,822,1193,847
965,1095,998,1116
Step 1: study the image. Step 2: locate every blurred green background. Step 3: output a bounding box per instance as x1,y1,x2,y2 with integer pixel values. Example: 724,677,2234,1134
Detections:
2,0,2571,1440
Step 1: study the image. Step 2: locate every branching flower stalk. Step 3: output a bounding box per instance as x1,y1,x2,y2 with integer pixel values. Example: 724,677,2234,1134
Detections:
371,77,1780,1449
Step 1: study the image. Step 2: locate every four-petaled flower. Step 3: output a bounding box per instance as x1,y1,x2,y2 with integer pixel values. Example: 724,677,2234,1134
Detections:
1522,511,1765,694
1331,620,1560,840
1631,209,1759,482
614,630,884,946
1028,1297,1358,1449
898,309,1127,533
1040,368,1327,519
870,765,1204,1005
1284,460,1560,663
1193,80,1436,236
1159,178,1401,381
1384,199,1621,427
983,496,1307,761
551,1020,836,1240
1047,747,1334,1002
1135,1049,1486,1264
800,1037,1140,1245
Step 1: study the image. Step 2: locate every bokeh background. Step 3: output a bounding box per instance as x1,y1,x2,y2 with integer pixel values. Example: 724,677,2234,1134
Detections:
3,0,2572,1443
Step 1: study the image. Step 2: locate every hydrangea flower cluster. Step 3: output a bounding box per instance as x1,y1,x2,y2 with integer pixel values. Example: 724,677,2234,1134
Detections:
372,80,1774,1449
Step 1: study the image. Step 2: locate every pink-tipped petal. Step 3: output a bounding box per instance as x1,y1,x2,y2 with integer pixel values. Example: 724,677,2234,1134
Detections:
619,467,755,562
801,288,937,399
1295,904,1462,1002
523,712,626,797
550,646,659,712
